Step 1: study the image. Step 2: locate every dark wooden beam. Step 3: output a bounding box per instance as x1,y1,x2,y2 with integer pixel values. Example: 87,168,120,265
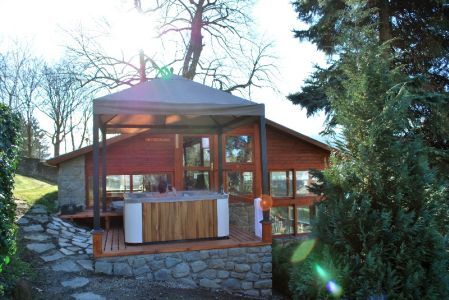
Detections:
101,125,107,212
221,116,258,133
106,124,218,130
217,128,224,193
93,115,101,230
259,116,270,222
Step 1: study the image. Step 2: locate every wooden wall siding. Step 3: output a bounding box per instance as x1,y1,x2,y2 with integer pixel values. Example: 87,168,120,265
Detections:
86,133,176,176
266,126,328,170
142,200,217,242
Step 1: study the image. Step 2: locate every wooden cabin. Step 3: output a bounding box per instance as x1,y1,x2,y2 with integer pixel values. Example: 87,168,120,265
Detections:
46,76,330,259
47,120,329,242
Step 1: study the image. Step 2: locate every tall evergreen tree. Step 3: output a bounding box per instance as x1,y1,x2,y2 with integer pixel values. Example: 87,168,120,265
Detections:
288,6,449,298
288,0,449,178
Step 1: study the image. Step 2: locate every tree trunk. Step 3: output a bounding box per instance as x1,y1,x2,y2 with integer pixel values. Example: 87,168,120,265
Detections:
26,122,32,157
70,115,75,151
54,131,60,157
377,0,392,43
182,1,204,79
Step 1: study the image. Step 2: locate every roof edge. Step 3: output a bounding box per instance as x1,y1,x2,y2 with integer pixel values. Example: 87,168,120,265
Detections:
266,119,332,152
46,119,330,166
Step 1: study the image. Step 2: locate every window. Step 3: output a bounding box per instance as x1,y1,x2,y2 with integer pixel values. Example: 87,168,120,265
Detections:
225,135,253,163
296,171,317,196
183,136,210,167
271,206,294,235
106,175,130,192
297,206,311,233
270,171,293,197
133,173,173,192
226,171,253,195
184,171,210,190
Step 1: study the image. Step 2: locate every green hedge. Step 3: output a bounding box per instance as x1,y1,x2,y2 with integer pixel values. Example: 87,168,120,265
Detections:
0,103,21,294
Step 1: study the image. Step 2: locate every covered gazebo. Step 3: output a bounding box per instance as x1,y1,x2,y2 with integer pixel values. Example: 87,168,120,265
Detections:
90,75,271,254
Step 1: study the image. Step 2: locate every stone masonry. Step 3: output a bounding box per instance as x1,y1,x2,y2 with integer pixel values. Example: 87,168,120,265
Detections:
229,202,255,234
93,246,272,298
58,155,86,209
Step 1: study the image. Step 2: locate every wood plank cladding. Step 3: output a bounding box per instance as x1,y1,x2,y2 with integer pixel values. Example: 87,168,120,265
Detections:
142,200,217,242
266,126,328,170
86,133,175,175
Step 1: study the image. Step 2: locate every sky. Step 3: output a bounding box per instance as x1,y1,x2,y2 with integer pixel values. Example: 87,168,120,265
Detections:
0,0,328,156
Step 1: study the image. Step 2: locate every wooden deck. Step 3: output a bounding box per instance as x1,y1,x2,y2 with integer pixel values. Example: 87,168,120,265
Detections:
98,225,268,257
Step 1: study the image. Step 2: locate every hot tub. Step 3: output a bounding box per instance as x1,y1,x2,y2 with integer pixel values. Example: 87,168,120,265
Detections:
124,191,229,244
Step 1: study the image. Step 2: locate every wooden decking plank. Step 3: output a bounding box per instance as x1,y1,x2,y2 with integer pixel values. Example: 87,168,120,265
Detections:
102,229,109,252
99,226,269,258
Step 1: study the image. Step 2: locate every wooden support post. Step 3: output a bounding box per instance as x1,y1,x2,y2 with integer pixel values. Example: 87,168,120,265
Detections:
92,229,103,257
93,115,101,231
101,125,107,212
217,128,223,193
261,221,272,243
259,115,272,242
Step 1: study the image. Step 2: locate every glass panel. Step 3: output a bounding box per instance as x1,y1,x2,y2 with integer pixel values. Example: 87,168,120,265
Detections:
225,136,253,163
271,206,294,235
227,171,253,195
296,171,316,196
270,171,293,197
297,206,311,233
183,136,210,167
184,171,210,190
133,174,173,192
106,175,130,192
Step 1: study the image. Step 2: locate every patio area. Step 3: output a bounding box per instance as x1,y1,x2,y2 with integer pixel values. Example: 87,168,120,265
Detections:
99,225,268,258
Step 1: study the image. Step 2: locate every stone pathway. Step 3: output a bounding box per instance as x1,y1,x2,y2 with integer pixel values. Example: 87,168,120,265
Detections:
16,204,258,300
17,204,101,300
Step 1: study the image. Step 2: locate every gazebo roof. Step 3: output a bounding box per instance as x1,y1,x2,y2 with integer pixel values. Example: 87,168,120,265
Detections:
94,75,265,134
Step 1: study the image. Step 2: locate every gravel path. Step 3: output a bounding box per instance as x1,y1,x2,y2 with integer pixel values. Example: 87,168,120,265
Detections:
15,202,276,299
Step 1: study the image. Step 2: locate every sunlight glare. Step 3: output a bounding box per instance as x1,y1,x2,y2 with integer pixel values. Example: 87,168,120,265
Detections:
326,280,343,297
108,9,157,55
291,239,316,263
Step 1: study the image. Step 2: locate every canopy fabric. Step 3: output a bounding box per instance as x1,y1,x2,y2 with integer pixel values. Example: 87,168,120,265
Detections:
93,75,264,133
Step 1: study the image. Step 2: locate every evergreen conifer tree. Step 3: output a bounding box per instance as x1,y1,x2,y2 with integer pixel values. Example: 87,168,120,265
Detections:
289,5,449,298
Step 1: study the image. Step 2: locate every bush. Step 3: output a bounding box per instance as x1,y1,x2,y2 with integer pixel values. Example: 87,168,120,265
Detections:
272,240,297,296
0,104,22,295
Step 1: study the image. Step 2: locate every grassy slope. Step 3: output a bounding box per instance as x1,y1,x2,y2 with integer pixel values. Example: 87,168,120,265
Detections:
13,174,58,212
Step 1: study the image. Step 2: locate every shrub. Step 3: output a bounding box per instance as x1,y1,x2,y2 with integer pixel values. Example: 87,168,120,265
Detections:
272,240,297,296
0,104,22,294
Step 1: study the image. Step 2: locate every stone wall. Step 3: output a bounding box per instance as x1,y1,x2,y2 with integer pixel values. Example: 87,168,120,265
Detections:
17,157,58,183
229,202,255,234
58,156,86,209
93,246,272,297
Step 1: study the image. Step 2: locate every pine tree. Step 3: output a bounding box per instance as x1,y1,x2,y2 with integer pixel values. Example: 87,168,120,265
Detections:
288,0,449,177
288,6,449,298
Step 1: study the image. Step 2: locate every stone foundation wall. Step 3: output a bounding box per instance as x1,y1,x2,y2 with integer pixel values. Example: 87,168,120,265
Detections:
93,246,272,297
229,202,255,234
58,156,86,209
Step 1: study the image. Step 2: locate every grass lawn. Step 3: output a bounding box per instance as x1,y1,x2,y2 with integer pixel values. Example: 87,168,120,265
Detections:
13,174,58,213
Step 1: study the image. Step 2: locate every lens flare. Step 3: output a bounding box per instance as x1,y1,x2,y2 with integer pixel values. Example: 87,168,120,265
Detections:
326,280,343,297
315,264,330,281
291,239,316,263
314,265,343,297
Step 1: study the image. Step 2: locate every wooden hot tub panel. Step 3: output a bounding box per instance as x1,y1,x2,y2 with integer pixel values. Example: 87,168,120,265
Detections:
142,199,217,242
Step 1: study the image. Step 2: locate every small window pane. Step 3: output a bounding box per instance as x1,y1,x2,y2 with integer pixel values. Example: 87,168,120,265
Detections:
271,206,294,235
106,175,130,192
270,171,293,197
183,136,211,167
226,136,253,163
297,206,311,233
296,171,316,196
133,174,172,192
227,171,253,195
184,171,210,190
